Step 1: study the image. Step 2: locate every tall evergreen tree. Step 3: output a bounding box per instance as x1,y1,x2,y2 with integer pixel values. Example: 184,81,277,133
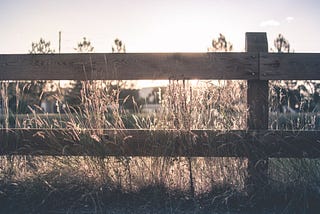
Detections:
208,33,233,52
29,38,55,54
14,38,56,113
65,37,95,109
270,34,320,113
112,38,126,53
274,34,290,53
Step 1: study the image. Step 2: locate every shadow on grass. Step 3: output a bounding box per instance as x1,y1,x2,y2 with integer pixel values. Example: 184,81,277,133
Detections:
1,176,320,214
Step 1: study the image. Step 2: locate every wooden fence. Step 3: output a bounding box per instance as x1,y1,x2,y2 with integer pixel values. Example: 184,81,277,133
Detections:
1,32,320,189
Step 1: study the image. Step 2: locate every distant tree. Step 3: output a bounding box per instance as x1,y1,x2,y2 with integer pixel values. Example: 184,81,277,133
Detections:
111,38,144,111
208,33,233,52
74,37,94,53
270,34,320,113
111,38,141,110
8,38,57,114
270,34,297,113
29,38,55,54
274,34,290,53
65,37,95,109
112,38,126,53
111,38,126,89
206,34,236,116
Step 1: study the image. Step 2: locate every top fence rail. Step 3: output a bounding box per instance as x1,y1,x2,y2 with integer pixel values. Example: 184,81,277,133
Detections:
0,52,320,81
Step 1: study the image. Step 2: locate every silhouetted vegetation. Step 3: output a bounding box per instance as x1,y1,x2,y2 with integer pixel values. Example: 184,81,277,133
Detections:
270,34,320,115
208,33,233,52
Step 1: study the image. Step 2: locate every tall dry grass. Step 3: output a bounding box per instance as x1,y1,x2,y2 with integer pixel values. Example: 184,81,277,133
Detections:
1,78,320,213
155,80,247,130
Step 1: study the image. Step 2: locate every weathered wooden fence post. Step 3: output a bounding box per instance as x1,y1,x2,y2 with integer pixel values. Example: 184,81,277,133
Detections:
245,32,269,194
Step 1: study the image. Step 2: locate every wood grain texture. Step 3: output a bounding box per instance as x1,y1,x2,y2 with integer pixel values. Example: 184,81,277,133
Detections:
246,32,269,189
246,33,269,130
1,53,320,81
0,53,258,80
245,32,268,53
247,80,269,130
1,129,320,158
260,53,320,80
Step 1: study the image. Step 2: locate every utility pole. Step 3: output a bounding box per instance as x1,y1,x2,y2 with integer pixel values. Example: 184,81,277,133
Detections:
58,31,62,95
59,31,61,54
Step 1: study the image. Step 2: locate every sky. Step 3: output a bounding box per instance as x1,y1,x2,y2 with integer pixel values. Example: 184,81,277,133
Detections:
0,0,320,54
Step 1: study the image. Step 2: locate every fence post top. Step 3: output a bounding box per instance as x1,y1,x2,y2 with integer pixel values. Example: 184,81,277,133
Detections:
245,32,268,52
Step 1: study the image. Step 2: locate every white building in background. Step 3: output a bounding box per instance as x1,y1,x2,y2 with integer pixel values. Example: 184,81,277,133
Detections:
40,99,55,113
40,91,63,113
138,87,162,113
141,103,161,113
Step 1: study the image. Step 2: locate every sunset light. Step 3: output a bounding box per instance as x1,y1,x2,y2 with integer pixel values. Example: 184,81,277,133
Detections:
1,0,320,54
1,1,320,213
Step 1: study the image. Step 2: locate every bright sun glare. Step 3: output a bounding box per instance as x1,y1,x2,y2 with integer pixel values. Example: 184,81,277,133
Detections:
134,80,221,89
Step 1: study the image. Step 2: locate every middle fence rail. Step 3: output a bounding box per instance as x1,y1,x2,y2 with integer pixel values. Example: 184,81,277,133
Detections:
1,129,320,158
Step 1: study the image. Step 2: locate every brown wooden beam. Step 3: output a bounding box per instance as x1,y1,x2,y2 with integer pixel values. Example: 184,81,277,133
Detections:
1,129,320,158
2,53,320,81
246,33,269,130
246,32,269,190
260,53,320,80
0,53,258,80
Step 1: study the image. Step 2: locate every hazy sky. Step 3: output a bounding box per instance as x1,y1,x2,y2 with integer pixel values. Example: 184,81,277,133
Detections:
1,0,319,53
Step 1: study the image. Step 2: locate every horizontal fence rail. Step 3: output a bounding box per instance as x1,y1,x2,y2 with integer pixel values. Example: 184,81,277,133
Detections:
260,53,320,80
1,53,320,80
0,53,258,80
1,129,320,158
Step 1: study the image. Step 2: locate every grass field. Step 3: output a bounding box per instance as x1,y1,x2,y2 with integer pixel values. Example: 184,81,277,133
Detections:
1,80,320,213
